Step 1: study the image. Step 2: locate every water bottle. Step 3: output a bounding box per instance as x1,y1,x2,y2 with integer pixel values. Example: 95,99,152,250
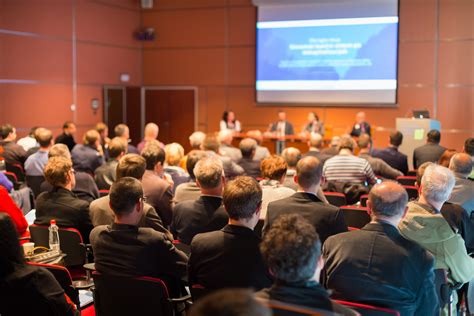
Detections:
49,219,60,253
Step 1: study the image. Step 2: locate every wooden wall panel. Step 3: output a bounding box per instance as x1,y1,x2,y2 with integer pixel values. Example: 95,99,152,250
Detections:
399,0,436,41
438,41,474,84
439,0,473,39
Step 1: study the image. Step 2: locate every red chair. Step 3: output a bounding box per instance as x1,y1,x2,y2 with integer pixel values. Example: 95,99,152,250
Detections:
340,206,370,229
402,185,419,201
4,171,18,184
407,170,417,177
334,300,400,316
360,194,369,207
396,176,417,186
324,192,347,207
98,189,109,197
6,163,25,182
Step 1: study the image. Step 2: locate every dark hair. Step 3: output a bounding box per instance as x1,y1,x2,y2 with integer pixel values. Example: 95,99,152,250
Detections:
296,156,322,188
310,112,320,121
109,177,143,216
222,111,236,126
357,133,371,149
37,128,53,147
368,181,408,217
189,289,271,316
1,124,14,139
62,121,74,129
29,126,39,137
260,155,287,180
260,214,321,283
0,213,25,277
116,154,146,180
223,176,262,220
464,138,474,156
427,130,441,144
141,143,166,170
108,137,127,159
390,131,403,147
186,150,207,180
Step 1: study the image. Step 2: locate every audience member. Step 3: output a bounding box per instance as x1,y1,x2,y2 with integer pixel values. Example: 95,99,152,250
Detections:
372,130,408,175
190,289,271,316
24,128,53,176
237,138,261,179
448,153,474,212
304,132,332,165
94,137,127,190
189,131,206,150
189,176,272,291
89,154,171,238
413,130,446,169
90,177,187,296
17,126,39,152
220,110,242,133
71,129,105,174
114,123,139,154
172,157,228,245
323,181,438,315
141,142,174,227
54,121,76,152
34,156,93,242
269,110,295,135
357,133,403,179
281,147,301,190
321,136,340,156
202,134,244,179
438,149,457,167
0,213,78,316
0,187,28,237
95,122,110,149
464,137,474,180
246,130,270,161
350,111,371,137
0,124,27,166
174,150,207,204
137,122,163,153
256,214,355,315
303,111,324,135
218,130,242,162
399,164,474,313
259,155,295,219
164,142,190,189
264,156,347,243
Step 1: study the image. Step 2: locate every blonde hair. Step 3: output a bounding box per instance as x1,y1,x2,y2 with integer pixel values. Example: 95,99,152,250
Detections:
44,157,72,187
165,142,184,166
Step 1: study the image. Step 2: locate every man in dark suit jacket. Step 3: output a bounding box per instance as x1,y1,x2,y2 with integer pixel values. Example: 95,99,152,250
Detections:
237,138,261,179
323,181,438,315
71,130,105,174
372,131,409,175
54,121,77,152
303,133,332,166
172,156,229,245
264,156,347,243
0,124,27,166
94,137,126,190
269,111,295,135
350,112,371,137
34,156,93,242
413,129,446,169
188,176,272,292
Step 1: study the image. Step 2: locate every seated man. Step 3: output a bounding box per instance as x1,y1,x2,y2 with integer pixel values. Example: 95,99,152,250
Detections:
0,124,27,166
71,129,105,174
281,147,301,191
114,123,138,154
264,156,347,243
399,164,474,313
90,177,187,295
304,133,332,166
372,131,409,175
89,154,171,238
413,130,446,169
164,142,190,190
237,138,261,179
137,122,164,153
94,137,127,190
174,150,208,204
172,157,229,245
188,176,272,291
323,181,438,315
464,138,474,180
256,214,356,315
357,133,403,179
448,153,474,213
34,156,93,242
202,134,244,180
55,121,76,152
246,130,270,161
140,141,174,227
25,128,53,177
218,130,242,162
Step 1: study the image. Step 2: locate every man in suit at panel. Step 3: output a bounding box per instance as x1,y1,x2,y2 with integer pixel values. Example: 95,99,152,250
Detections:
188,176,272,292
269,110,294,135
372,131,409,175
350,111,371,137
413,129,446,169
323,181,438,315
172,156,229,245
264,156,347,243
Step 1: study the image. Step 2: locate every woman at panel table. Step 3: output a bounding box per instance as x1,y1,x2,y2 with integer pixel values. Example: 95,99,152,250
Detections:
303,112,324,136
220,111,242,133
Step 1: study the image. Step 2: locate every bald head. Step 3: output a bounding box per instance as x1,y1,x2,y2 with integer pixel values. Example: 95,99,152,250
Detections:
218,130,233,145
144,123,159,139
368,181,408,218
247,130,263,144
356,112,366,124
281,147,301,168
308,133,323,149
296,156,322,189
449,153,473,178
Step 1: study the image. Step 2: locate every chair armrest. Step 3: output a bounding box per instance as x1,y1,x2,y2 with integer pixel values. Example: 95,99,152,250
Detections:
169,294,192,303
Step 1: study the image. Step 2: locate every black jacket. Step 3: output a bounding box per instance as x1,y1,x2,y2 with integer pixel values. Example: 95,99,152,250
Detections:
54,133,76,152
413,143,446,169
189,224,272,290
171,196,228,245
264,192,347,244
372,147,409,175
350,122,371,137
323,222,438,316
441,202,474,254
237,157,262,179
34,187,93,242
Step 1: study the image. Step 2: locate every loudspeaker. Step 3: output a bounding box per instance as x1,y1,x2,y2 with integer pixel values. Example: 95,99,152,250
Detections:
141,0,153,9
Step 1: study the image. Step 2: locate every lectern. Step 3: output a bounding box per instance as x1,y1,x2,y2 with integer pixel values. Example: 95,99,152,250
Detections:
396,118,441,170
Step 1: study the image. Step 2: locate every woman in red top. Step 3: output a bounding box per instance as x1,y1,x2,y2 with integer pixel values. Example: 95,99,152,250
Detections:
0,186,28,237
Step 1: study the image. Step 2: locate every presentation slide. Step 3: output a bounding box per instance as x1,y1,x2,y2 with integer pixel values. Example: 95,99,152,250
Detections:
256,1,399,105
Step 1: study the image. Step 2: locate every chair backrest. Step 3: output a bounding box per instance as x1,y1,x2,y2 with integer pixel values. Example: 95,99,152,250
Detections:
4,171,18,184
360,194,369,207
190,284,209,302
92,272,173,316
324,192,347,207
6,163,25,182
340,206,371,229
98,189,109,197
29,224,86,267
396,176,417,186
257,297,339,316
402,185,419,200
26,175,45,198
406,170,417,177
28,262,79,306
334,300,400,316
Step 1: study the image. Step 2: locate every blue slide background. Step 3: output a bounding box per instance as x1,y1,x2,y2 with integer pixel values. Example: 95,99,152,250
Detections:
257,22,398,82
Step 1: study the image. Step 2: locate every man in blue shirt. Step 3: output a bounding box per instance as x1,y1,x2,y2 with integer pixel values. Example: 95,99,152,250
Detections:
25,128,53,176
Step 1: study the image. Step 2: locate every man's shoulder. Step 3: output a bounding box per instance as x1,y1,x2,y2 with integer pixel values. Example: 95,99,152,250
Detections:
192,229,224,245
90,196,108,209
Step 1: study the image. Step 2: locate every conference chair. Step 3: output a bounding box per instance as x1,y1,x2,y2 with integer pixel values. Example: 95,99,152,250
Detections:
340,206,371,229
402,185,419,200
26,175,45,197
334,300,400,316
407,170,417,177
396,176,417,186
6,163,25,182
360,194,369,207
323,192,347,207
98,189,109,197
92,272,191,316
4,171,18,184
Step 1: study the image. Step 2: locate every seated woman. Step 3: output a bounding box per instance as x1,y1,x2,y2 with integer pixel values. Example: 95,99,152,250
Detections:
0,186,28,238
220,111,241,133
0,213,78,316
303,112,324,136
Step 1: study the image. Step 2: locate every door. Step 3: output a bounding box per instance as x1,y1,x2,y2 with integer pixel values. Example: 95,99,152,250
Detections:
104,87,125,136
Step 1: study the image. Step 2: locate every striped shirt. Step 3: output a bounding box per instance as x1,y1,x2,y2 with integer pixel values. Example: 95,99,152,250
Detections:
323,154,377,185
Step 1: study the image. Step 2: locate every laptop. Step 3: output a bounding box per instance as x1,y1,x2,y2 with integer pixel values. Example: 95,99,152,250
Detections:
413,110,430,119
